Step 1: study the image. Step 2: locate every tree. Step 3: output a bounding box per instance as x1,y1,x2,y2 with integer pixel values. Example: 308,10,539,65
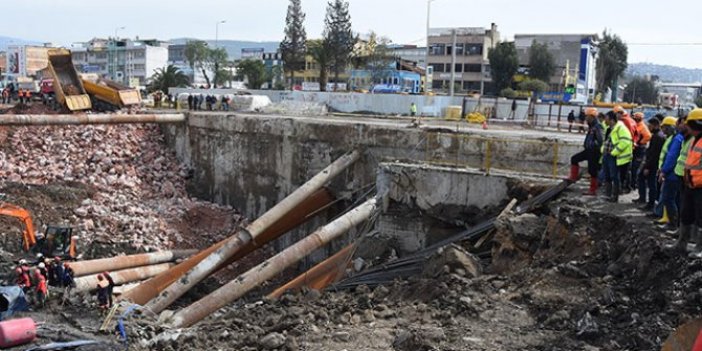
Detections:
500,88,517,98
353,31,394,85
623,77,659,104
280,0,307,90
208,48,230,88
488,42,518,92
307,39,331,91
236,59,268,89
184,40,211,87
518,78,549,94
528,41,555,83
148,65,190,93
596,31,628,94
324,0,355,90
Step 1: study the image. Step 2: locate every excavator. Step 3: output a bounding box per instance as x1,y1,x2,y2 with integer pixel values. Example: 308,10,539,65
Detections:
0,202,76,259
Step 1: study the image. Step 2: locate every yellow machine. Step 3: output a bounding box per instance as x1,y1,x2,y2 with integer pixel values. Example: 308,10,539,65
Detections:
45,49,91,111
82,78,141,111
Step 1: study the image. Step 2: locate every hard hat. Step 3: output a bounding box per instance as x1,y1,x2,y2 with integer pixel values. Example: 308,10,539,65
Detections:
63,262,70,268
18,259,27,265
97,274,104,281
687,108,702,122
36,253,44,259
662,116,678,127
585,107,598,117
633,112,644,120
38,262,45,269
613,106,625,113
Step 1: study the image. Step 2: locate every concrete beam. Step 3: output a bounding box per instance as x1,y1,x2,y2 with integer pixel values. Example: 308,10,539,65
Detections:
73,263,173,292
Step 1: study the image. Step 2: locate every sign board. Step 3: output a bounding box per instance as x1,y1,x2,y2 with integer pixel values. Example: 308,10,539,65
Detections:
539,92,573,103
241,48,264,60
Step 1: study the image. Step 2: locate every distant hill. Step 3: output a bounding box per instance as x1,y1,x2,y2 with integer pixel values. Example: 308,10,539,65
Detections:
169,38,279,59
627,63,702,83
0,36,42,51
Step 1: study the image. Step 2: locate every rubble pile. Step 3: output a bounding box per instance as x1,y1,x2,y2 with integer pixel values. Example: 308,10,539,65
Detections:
0,124,242,255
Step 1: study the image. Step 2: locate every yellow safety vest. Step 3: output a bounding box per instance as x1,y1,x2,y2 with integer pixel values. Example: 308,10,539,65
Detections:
610,121,633,166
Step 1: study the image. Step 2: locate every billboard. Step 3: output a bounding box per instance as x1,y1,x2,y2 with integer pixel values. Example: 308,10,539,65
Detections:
241,48,264,60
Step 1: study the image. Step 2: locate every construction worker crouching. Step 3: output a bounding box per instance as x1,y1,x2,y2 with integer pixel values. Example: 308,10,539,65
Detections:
676,109,702,257
602,111,633,202
567,107,603,196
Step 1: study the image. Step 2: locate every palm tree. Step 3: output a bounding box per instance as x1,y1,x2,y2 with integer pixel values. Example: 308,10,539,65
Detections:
307,39,331,91
148,65,190,93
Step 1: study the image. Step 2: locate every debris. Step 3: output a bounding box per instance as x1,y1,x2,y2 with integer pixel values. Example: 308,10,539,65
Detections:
259,332,286,349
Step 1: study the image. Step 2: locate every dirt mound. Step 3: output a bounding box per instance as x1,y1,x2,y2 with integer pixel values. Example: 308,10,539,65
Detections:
5,103,59,115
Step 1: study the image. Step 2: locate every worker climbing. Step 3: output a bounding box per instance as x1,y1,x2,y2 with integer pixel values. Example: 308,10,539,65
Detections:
567,107,603,196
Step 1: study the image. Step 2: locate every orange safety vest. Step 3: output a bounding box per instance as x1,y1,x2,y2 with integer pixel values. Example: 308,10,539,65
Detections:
686,136,702,188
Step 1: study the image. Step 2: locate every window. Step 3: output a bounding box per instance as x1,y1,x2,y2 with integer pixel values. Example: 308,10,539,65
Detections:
429,44,445,56
464,64,482,73
465,44,483,56
430,63,444,73
96,52,107,59
134,64,145,70
446,45,452,56
134,51,145,58
432,80,445,89
454,64,463,73
463,81,481,91
455,44,464,55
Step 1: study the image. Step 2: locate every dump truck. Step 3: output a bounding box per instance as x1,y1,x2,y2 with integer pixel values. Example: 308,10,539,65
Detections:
45,48,91,111
82,78,142,112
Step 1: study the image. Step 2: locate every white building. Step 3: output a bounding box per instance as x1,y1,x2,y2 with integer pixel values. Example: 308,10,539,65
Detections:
388,45,427,68
515,34,598,104
71,38,168,87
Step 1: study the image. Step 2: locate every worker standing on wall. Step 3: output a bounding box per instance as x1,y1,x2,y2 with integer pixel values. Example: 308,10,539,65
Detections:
602,111,633,202
567,107,603,195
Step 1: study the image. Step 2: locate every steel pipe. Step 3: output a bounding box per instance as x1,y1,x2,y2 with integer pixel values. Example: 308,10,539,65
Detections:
73,263,173,292
267,243,355,299
121,188,335,305
70,250,196,277
170,197,378,328
0,114,185,126
144,150,361,314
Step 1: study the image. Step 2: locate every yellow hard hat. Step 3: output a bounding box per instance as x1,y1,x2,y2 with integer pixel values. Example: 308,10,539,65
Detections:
613,105,625,113
585,107,598,117
662,116,678,127
687,108,702,122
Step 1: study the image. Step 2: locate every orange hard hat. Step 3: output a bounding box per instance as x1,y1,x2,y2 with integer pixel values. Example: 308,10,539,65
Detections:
585,107,598,117
633,112,644,120
613,106,625,113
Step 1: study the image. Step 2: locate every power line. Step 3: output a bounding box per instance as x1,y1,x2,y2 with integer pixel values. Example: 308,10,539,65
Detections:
627,43,702,46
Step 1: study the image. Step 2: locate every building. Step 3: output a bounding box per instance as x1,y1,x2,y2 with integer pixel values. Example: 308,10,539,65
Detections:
3,44,53,80
426,24,499,95
659,83,702,106
515,34,598,103
166,43,211,87
262,51,284,89
71,38,169,87
388,45,427,68
349,59,423,94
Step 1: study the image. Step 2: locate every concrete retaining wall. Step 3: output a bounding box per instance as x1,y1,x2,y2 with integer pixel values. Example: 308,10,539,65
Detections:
161,112,579,263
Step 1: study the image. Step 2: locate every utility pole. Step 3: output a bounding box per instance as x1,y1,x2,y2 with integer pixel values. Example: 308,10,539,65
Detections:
425,0,436,93
450,29,457,97
215,20,226,48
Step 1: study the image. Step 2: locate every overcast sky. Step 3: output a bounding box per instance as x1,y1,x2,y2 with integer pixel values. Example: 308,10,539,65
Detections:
9,0,702,68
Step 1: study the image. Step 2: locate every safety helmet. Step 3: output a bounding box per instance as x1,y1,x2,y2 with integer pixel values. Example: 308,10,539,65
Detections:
662,116,678,127
18,259,27,266
686,109,702,122
97,274,104,281
613,105,625,113
585,107,598,117
38,262,45,269
633,112,644,121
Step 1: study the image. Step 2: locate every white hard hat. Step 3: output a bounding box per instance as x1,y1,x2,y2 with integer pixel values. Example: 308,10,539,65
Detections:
38,262,45,269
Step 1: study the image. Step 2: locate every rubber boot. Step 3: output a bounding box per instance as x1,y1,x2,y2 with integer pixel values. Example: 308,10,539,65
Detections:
653,207,669,225
689,227,702,258
583,177,598,196
662,212,679,233
608,184,620,203
567,165,580,182
666,225,691,253
604,182,612,199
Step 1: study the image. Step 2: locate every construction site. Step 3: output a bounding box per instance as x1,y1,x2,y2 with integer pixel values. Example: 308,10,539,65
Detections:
0,48,700,351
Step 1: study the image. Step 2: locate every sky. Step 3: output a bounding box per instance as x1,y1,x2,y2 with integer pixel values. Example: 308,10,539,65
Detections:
7,0,702,68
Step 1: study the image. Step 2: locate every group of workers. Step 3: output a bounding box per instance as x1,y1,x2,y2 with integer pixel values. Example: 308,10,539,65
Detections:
1,87,32,105
569,106,702,256
13,254,115,310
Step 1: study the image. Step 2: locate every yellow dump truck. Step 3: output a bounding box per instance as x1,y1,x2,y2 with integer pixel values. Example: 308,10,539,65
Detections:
45,49,91,111
82,78,142,111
